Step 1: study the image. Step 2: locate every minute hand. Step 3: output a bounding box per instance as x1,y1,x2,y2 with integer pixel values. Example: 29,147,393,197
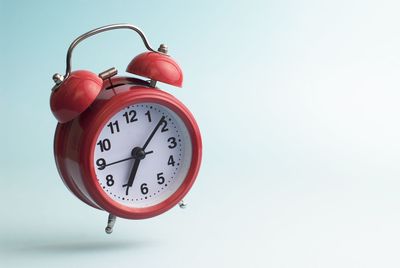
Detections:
142,116,166,150
123,157,141,195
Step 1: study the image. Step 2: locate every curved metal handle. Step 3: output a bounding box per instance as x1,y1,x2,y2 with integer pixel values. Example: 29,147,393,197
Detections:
62,23,158,80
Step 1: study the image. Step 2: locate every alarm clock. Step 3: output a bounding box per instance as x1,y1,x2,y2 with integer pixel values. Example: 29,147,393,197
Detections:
49,24,202,234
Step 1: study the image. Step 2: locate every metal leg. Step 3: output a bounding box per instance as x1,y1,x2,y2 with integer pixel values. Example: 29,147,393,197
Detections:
179,200,187,209
105,214,117,234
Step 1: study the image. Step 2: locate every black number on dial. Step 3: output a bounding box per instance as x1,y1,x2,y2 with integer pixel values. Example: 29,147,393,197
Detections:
145,110,152,122
157,172,165,184
167,137,177,149
161,120,169,132
97,138,111,152
107,120,120,134
106,174,114,186
140,183,149,195
96,158,106,170
168,155,175,166
123,110,138,123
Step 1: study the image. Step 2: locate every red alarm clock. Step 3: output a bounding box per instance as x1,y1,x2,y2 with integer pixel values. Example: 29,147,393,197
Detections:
49,24,202,234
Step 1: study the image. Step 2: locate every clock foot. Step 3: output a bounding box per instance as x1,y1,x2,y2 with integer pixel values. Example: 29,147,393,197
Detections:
178,200,187,209
105,214,117,234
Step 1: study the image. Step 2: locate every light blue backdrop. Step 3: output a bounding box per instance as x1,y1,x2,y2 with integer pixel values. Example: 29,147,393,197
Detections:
1,0,400,267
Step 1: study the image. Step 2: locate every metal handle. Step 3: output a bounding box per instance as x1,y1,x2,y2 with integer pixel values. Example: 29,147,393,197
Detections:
62,23,158,80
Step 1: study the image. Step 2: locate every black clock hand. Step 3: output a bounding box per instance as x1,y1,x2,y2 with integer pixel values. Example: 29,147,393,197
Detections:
142,116,166,150
121,116,165,195
122,147,148,195
122,156,141,196
103,151,153,168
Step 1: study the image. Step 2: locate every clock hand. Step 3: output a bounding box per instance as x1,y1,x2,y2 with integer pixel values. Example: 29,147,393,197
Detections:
123,157,141,196
121,116,165,196
104,150,153,168
122,147,147,195
142,116,166,150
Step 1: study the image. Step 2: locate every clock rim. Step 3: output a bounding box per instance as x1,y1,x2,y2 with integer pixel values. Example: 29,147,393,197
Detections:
80,87,202,219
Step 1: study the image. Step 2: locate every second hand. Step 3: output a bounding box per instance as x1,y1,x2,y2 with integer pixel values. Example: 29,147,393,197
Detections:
104,150,153,168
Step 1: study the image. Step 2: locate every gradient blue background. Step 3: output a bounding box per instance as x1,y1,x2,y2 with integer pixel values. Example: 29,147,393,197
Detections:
1,0,400,267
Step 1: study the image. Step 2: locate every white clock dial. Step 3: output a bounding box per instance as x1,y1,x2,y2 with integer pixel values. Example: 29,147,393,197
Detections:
93,103,192,208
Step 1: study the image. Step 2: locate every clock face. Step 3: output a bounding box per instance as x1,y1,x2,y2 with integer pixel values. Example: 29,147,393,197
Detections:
93,102,192,208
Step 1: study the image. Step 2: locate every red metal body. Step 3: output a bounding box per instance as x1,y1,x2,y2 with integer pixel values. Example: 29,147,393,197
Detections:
126,52,183,87
53,77,202,219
